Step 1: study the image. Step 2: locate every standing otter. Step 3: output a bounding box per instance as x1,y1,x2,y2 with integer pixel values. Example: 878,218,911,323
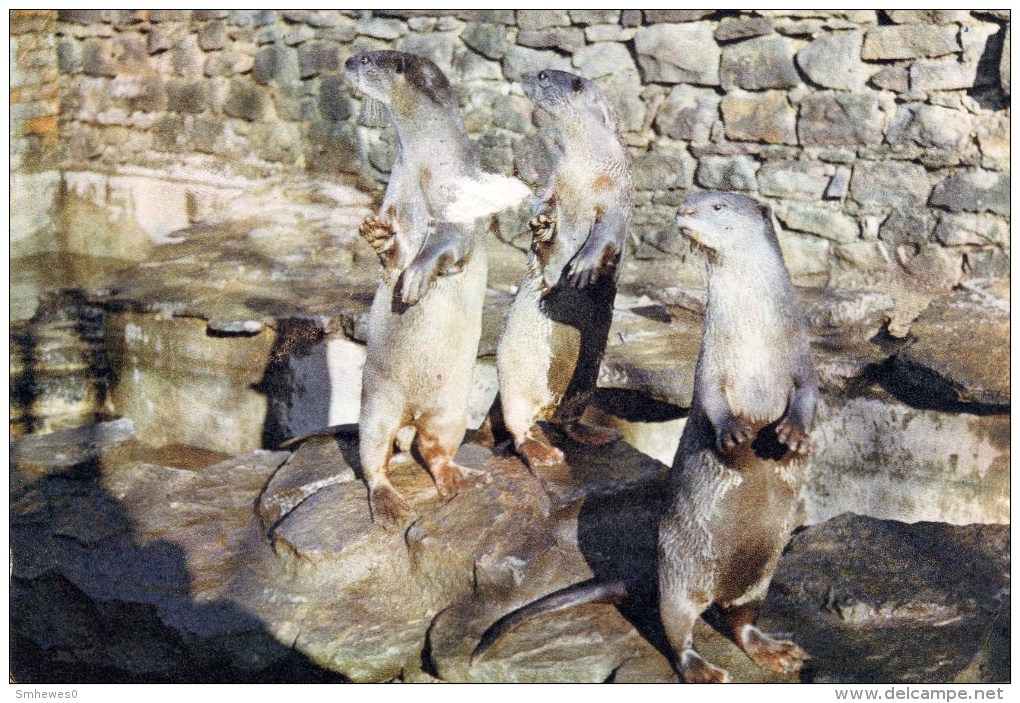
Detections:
497,69,634,469
345,51,527,525
473,192,818,683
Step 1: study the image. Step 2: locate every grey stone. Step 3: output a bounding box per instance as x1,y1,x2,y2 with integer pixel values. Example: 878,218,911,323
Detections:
284,25,316,46
929,170,1010,216
517,10,571,31
644,10,715,23
229,9,275,27
584,25,636,42
568,10,620,25
58,9,108,24
634,23,721,85
253,45,299,85
963,249,1011,280
897,285,1010,405
198,21,228,51
223,80,265,121
935,213,1010,249
758,160,832,200
81,39,117,77
886,104,973,151
147,24,187,54
870,64,910,92
632,142,695,191
517,28,585,53
354,17,406,40
850,161,933,208
453,51,503,82
720,91,797,145
152,114,185,152
797,30,873,90
282,10,340,28
654,84,720,144
166,80,208,114
251,122,301,164
57,38,82,74
572,42,638,79
298,41,341,78
462,23,511,60
862,25,960,60
191,117,222,154
454,10,515,25
1001,25,1010,96
774,202,860,243
149,10,191,23
824,166,852,200
694,155,759,190
720,34,799,90
501,45,571,82
407,16,436,32
798,92,885,147
203,50,254,78
909,59,978,91
878,209,936,246
884,10,970,23
776,228,831,280
715,16,773,42
395,32,459,74
319,75,353,121
621,10,642,27
194,10,228,20
305,120,361,175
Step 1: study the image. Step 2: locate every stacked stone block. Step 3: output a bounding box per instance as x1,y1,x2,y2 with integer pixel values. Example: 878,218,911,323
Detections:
21,10,1016,286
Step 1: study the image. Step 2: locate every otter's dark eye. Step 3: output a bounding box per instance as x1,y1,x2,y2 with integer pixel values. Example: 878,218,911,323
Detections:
572,77,583,92
713,203,725,211
537,71,547,81
360,55,369,65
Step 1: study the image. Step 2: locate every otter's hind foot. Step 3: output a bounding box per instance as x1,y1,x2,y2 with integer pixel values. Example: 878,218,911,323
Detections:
432,462,483,498
680,650,731,683
369,484,413,527
518,438,565,469
741,627,808,675
563,420,622,447
528,214,556,243
776,417,813,456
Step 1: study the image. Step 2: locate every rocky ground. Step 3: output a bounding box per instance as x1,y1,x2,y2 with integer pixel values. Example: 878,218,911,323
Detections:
10,417,1009,683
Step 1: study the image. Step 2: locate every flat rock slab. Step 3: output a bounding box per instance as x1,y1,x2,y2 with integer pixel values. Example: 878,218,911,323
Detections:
10,423,1010,683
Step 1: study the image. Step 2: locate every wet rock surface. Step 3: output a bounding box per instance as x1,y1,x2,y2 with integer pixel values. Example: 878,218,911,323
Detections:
11,421,1010,683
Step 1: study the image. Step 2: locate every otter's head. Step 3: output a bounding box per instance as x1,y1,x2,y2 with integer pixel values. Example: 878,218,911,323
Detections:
521,69,617,130
674,191,776,254
344,50,455,108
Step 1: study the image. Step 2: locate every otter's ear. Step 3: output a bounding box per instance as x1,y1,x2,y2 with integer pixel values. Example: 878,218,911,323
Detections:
758,202,772,219
572,76,583,92
394,54,406,74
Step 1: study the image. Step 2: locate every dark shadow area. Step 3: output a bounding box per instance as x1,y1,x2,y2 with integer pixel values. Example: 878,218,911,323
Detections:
854,356,1010,416
967,21,1009,111
590,388,685,423
10,432,348,683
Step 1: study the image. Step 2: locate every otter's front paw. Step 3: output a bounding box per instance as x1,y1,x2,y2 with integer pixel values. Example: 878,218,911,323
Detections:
566,241,619,288
359,215,396,252
399,257,436,306
716,415,755,452
529,214,556,243
776,416,812,455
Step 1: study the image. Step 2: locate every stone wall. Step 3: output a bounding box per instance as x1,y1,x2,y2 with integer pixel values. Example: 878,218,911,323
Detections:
23,10,1016,285
10,10,61,255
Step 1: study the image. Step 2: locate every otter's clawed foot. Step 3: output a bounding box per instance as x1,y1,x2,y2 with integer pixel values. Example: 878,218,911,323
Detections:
716,416,755,452
566,241,618,288
564,420,621,447
742,628,809,675
432,462,483,498
517,438,565,469
776,417,812,455
359,215,396,252
528,214,556,243
369,484,413,527
680,650,731,683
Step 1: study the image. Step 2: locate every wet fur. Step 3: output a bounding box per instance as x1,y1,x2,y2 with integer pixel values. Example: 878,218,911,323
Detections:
476,192,818,682
497,70,634,469
346,51,486,524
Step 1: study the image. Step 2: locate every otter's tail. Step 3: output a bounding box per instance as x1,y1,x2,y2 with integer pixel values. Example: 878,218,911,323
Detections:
470,579,630,666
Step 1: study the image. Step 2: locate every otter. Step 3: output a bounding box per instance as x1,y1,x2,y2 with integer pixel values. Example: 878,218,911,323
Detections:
497,69,635,469
345,50,527,525
473,191,819,683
